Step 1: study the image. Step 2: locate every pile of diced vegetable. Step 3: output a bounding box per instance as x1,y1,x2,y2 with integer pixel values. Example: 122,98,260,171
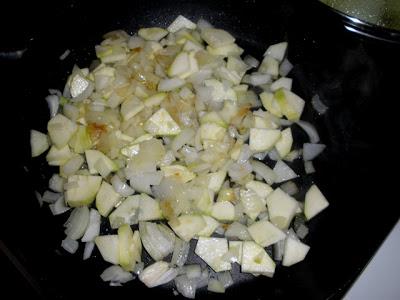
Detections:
30,15,329,298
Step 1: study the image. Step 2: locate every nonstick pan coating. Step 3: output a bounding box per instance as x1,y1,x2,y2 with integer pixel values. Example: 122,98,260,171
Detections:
1,0,399,299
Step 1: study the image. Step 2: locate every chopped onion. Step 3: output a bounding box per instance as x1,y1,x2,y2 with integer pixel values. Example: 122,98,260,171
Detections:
273,239,285,261
228,161,253,182
249,73,271,86
250,160,276,185
268,148,281,161
185,265,202,279
171,238,190,267
175,275,197,299
48,89,62,97
61,155,84,177
196,268,210,289
279,181,299,196
49,196,70,215
311,94,328,115
139,261,178,288
158,78,185,91
171,128,196,152
83,241,95,260
197,18,213,32
61,237,79,254
100,265,134,284
253,151,268,161
215,226,226,235
111,175,135,197
208,278,225,293
273,160,298,183
59,49,71,60
244,55,260,68
48,173,65,192
129,172,163,195
296,120,320,143
65,206,90,240
279,58,293,77
237,144,252,163
295,224,309,239
134,262,145,275
46,95,59,118
139,222,174,261
303,143,326,161
42,190,61,203
81,209,101,242
225,221,251,240
35,191,43,207
217,271,233,288
128,35,145,49
304,161,315,174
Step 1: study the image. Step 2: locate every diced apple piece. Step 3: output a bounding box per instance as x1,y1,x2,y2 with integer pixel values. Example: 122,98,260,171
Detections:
229,241,243,264
144,108,181,136
96,181,121,217
139,261,177,288
275,128,293,158
200,123,227,141
138,193,163,221
195,237,231,272
161,165,196,183
31,130,49,157
169,215,206,242
207,43,243,57
118,224,142,271
259,55,279,77
211,201,235,222
65,175,102,207
144,93,167,107
68,125,92,154
168,15,196,33
85,149,118,177
138,27,168,41
95,235,119,265
46,145,73,166
47,114,77,148
263,42,288,61
240,189,267,220
274,88,305,121
168,52,191,77
304,184,329,220
270,77,292,92
241,241,275,276
120,97,144,121
266,188,298,230
249,128,281,152
197,216,220,237
260,91,283,117
201,28,235,48
208,170,227,193
248,220,286,247
200,111,227,128
282,236,310,267
245,181,273,204
109,195,140,229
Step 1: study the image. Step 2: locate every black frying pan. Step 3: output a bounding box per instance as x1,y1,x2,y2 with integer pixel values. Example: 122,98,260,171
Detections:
1,1,399,299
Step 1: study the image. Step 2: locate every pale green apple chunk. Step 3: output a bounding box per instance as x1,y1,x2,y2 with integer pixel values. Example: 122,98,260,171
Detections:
95,235,119,265
282,236,310,267
96,181,121,217
118,224,141,271
195,237,231,272
47,114,77,148
266,188,298,230
248,219,286,247
109,195,140,229
30,130,49,157
65,175,102,207
169,215,206,242
85,149,118,178
304,184,329,220
241,241,275,277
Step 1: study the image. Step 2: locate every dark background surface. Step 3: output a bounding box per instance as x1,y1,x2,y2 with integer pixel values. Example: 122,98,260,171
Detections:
1,0,399,299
